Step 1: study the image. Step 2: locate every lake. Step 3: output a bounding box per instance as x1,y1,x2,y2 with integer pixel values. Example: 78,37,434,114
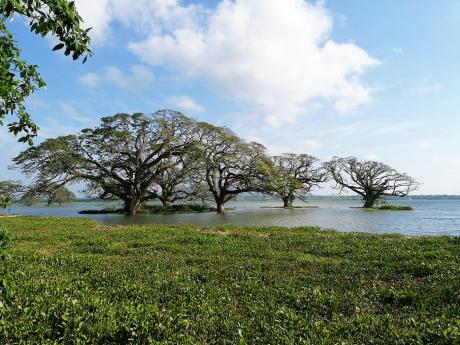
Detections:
3,198,460,236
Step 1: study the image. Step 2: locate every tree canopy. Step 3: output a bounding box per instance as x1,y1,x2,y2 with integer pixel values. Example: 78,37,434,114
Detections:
21,182,75,206
12,111,421,215
153,155,200,207
14,110,198,215
195,122,269,213
324,157,419,208
265,153,328,208
0,0,91,143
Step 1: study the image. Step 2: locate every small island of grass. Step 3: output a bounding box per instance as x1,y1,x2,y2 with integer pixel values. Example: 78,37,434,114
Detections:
377,204,413,210
365,204,413,211
79,203,215,215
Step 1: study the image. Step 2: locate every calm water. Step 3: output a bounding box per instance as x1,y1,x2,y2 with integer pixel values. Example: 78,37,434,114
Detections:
4,198,460,236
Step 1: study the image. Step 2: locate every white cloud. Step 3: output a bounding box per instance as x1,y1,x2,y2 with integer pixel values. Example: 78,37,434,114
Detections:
167,96,206,113
73,0,379,126
301,139,323,151
265,139,323,155
325,120,427,137
409,82,443,95
58,101,94,124
59,101,79,117
392,47,404,54
75,0,201,42
79,65,154,91
110,0,202,34
105,65,154,91
364,154,378,161
27,97,50,110
75,0,112,42
127,0,379,127
79,73,103,87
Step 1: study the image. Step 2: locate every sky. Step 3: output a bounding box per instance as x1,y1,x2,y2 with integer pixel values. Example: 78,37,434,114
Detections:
1,0,460,195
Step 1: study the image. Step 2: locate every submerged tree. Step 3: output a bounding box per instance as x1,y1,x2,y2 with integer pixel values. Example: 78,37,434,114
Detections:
324,157,419,208
1,0,92,143
14,110,198,215
13,135,82,208
21,182,75,206
21,189,40,206
0,180,22,212
266,153,328,208
46,185,75,205
196,122,268,213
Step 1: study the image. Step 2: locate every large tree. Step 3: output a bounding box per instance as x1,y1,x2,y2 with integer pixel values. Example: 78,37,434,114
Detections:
266,153,328,208
324,157,419,208
1,0,91,143
195,122,268,213
13,110,198,215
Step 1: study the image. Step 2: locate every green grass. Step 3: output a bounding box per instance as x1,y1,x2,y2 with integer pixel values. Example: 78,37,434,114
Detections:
0,217,459,344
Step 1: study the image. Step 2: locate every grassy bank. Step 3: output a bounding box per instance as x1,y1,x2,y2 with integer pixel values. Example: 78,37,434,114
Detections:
0,217,459,343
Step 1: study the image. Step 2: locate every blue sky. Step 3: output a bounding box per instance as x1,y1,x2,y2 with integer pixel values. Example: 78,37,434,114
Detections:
1,0,460,194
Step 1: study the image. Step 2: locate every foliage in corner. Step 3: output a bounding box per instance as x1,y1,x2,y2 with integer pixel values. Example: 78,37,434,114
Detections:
0,0,92,143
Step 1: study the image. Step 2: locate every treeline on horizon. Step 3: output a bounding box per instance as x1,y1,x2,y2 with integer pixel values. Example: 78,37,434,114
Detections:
3,110,420,215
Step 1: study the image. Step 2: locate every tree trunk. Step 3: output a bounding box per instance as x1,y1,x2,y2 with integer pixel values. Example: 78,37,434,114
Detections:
161,199,171,208
282,193,295,208
282,197,292,208
363,195,376,208
216,202,225,213
214,192,227,213
124,198,143,215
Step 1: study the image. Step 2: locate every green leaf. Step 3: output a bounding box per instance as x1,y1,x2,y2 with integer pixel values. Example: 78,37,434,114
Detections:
52,43,65,51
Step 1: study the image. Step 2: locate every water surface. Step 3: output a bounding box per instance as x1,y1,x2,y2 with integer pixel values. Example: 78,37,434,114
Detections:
4,198,460,236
